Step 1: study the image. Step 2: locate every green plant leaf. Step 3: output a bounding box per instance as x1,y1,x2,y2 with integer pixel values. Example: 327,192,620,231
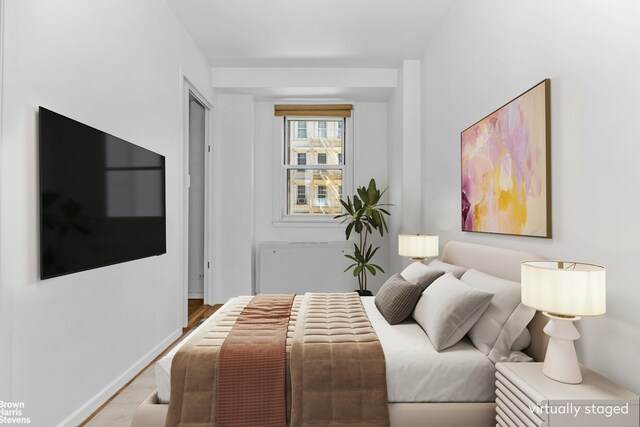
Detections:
345,222,354,239
367,179,377,202
353,195,362,211
367,246,380,261
369,264,384,273
344,264,357,272
373,264,385,273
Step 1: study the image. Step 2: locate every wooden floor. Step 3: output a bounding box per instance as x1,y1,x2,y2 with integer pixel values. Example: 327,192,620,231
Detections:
80,299,223,426
186,299,222,332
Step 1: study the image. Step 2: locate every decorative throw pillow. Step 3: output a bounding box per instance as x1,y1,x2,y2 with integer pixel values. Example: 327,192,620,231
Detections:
412,273,493,351
460,269,536,363
428,260,468,279
374,274,423,325
400,262,445,291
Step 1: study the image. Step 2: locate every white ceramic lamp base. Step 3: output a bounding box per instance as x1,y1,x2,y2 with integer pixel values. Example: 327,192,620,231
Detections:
542,313,583,384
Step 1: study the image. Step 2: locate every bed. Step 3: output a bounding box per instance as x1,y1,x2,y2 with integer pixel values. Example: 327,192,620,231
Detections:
132,240,549,427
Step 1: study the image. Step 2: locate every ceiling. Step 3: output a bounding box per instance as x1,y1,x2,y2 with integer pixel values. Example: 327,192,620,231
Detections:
165,0,456,68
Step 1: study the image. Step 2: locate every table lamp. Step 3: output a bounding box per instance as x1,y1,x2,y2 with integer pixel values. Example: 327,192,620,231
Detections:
398,234,439,262
521,261,606,384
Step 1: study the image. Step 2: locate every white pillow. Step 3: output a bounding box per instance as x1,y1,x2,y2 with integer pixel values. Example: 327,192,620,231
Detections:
412,273,493,351
400,262,445,291
460,269,535,363
428,260,468,279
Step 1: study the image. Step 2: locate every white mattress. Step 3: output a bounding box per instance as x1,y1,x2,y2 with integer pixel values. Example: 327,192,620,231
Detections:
156,296,497,404
361,296,497,402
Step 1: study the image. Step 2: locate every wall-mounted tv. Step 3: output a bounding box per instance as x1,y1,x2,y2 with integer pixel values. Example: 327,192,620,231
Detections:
39,107,166,279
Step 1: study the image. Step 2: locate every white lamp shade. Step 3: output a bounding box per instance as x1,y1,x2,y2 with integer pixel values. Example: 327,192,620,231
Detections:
521,261,606,316
398,234,439,259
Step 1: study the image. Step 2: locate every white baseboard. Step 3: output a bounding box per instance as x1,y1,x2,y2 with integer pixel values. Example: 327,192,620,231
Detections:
57,328,182,427
188,292,204,299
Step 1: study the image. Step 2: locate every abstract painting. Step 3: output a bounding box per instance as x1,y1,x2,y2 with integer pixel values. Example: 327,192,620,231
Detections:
461,79,550,237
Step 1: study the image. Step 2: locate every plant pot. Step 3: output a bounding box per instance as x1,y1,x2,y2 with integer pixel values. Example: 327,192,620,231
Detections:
354,289,373,297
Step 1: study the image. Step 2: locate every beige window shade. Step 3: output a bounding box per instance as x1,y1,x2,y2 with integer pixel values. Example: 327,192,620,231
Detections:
274,104,353,118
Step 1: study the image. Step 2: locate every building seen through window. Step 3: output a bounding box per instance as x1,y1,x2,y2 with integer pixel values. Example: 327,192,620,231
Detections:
286,119,344,215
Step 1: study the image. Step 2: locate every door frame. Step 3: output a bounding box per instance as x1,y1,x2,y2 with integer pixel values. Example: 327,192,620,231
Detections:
180,77,214,327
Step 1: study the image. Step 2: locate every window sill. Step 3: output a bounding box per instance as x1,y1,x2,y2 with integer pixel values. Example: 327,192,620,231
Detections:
272,216,346,228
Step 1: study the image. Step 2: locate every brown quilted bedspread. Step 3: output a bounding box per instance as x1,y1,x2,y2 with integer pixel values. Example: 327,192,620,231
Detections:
165,293,389,427
290,293,390,426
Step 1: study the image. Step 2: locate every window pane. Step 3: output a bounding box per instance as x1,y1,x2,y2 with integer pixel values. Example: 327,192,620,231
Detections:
297,152,306,165
296,122,307,138
288,120,343,166
287,169,342,215
318,121,327,138
296,185,307,204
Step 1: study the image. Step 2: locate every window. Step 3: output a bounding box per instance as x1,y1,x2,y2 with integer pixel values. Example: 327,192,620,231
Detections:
316,185,327,206
296,122,307,138
296,185,307,205
318,121,327,138
284,118,346,216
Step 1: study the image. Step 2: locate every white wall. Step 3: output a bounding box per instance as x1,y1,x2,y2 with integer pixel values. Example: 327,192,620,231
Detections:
214,94,255,302
422,0,640,393
387,72,404,275
0,0,8,407
251,101,390,293
387,60,422,274
0,1,213,425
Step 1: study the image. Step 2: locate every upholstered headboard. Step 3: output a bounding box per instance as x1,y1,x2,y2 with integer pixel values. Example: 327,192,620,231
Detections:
440,241,548,362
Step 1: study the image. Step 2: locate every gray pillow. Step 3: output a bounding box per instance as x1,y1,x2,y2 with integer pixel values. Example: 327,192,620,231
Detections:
428,260,468,279
400,262,445,291
375,274,423,325
412,273,493,351
460,269,535,362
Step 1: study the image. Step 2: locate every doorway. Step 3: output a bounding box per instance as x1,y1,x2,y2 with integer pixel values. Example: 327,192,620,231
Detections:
181,81,213,328
187,94,206,299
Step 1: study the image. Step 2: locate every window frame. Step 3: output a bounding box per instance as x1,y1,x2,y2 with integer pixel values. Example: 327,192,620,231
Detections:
273,114,353,225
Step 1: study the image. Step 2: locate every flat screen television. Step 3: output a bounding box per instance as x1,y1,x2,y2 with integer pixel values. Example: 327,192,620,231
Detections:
39,107,166,279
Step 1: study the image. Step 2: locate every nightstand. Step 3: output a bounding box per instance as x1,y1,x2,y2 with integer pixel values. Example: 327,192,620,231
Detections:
496,362,639,427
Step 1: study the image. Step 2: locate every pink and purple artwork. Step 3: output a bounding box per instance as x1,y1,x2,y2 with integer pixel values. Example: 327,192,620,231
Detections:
461,79,550,237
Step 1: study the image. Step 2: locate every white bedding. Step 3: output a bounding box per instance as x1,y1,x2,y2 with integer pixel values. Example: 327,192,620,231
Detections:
361,296,496,402
156,295,497,404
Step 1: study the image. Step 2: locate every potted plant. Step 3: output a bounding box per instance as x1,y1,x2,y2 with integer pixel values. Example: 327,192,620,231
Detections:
335,179,391,296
